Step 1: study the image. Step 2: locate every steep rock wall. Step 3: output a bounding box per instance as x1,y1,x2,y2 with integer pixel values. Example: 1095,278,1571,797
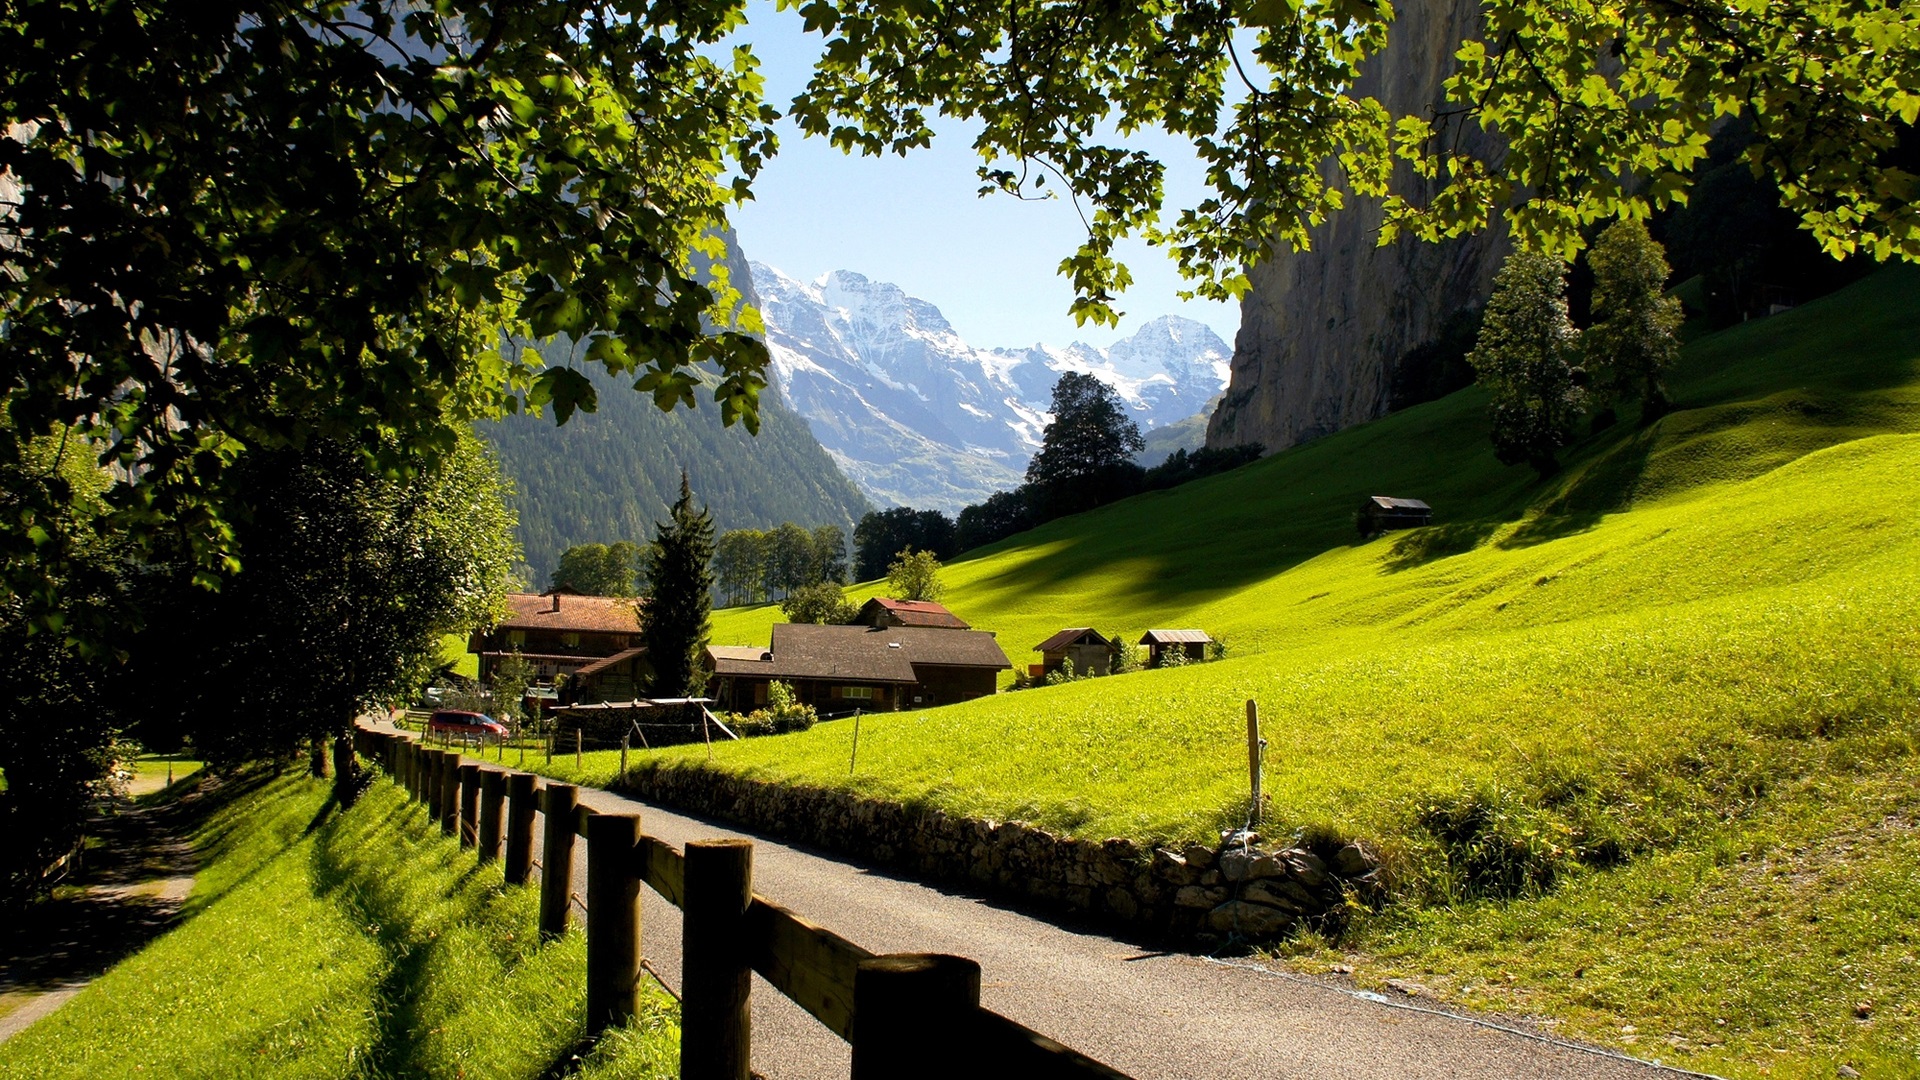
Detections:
1208,3,1506,453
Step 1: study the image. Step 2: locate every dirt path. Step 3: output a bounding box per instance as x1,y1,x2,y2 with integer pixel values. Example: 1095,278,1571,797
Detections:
0,789,198,1042
388,725,1704,1080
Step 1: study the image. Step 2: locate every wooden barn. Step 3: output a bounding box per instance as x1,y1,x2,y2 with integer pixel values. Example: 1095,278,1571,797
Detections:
1358,496,1432,536
1032,628,1114,678
1140,629,1213,667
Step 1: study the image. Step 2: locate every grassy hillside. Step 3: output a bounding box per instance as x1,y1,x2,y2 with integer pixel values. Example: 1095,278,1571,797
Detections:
0,770,677,1080
670,266,1920,1077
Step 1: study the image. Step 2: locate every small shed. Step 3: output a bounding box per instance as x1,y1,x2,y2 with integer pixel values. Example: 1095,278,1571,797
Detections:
1139,629,1213,667
1358,496,1432,537
552,698,728,749
1033,628,1114,678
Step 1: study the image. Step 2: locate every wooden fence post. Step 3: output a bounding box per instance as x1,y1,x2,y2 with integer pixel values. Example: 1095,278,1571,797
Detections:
682,839,753,1080
426,750,445,817
851,954,982,1080
406,742,420,799
585,812,642,1034
503,773,536,884
438,752,460,838
458,764,481,848
539,783,579,941
1245,698,1264,825
478,770,505,863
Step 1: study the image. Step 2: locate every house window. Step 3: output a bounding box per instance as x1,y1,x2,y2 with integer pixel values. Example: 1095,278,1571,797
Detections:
509,630,526,647
841,686,873,700
561,632,581,648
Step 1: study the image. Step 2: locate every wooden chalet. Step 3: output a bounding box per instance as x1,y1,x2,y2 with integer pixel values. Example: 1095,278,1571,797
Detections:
851,596,971,630
1139,629,1213,667
1032,628,1113,679
1359,496,1432,535
469,591,646,703
704,623,1011,716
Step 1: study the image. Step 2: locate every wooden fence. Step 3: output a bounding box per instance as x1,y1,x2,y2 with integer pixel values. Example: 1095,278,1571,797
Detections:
352,726,1131,1080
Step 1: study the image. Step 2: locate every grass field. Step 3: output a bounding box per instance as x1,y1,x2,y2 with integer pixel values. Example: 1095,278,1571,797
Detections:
650,266,1920,1076
0,768,678,1080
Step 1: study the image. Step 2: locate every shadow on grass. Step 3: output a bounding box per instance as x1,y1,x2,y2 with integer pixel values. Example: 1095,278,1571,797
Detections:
1380,521,1501,572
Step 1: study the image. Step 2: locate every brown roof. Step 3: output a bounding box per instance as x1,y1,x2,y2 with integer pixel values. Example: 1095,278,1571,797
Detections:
856,597,971,630
708,624,1011,684
1366,496,1431,511
573,646,646,677
1034,628,1111,653
1140,629,1213,645
493,592,642,634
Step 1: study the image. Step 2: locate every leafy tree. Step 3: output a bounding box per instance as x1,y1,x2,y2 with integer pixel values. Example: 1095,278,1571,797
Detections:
810,524,850,585
490,651,533,731
1586,219,1685,421
714,528,771,607
1141,444,1264,493
551,541,648,597
1025,372,1145,518
767,522,817,597
955,486,1036,552
780,582,858,625
788,2,1919,328
1,1,776,643
886,548,944,603
643,474,716,697
854,508,956,580
1469,253,1587,477
1389,308,1486,412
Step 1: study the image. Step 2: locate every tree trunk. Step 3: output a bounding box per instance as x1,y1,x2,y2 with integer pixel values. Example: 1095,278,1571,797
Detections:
331,731,358,804
309,737,330,778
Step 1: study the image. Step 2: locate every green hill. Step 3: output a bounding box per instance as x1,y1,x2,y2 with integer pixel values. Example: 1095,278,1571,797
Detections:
677,266,1920,1076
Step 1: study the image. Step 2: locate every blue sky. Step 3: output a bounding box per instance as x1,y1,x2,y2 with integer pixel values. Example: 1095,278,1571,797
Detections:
725,2,1244,352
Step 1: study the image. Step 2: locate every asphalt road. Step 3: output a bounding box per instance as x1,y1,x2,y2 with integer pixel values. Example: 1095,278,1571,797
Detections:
405,731,1693,1080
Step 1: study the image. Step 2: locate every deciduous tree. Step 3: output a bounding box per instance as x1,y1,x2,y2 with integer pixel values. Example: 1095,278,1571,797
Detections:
1469,253,1587,477
885,548,944,604
780,581,857,625
1586,219,1684,420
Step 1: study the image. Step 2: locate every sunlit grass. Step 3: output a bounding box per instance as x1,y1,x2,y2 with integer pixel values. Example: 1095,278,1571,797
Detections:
0,769,678,1080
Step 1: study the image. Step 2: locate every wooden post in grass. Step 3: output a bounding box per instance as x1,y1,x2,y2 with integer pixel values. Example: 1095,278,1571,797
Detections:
585,812,642,1034
458,763,481,846
539,783,579,940
478,770,505,863
849,709,862,776
619,732,628,780
426,750,444,817
503,773,536,884
683,839,753,1080
439,753,460,838
575,726,583,770
1245,699,1264,826
851,954,981,1080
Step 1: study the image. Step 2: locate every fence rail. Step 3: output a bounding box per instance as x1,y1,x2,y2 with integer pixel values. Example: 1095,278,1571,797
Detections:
353,724,1129,1080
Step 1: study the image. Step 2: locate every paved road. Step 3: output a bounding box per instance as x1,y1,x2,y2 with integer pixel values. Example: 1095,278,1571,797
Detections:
404,730,1690,1080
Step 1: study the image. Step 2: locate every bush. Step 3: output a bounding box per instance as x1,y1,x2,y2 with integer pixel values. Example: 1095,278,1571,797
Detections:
781,582,857,625
726,680,817,737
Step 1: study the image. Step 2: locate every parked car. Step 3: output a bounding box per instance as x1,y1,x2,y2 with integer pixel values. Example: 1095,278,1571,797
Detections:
427,709,509,742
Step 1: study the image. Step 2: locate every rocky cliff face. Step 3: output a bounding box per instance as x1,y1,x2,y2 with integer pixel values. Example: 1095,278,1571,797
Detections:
1207,3,1506,453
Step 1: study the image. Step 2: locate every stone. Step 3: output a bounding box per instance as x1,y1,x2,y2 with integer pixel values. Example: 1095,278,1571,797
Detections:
1243,878,1314,913
1200,870,1222,886
1174,885,1229,909
1285,850,1328,888
1219,850,1254,882
1838,1065,1862,1078
1331,842,1375,878
1206,900,1292,937
1152,848,1198,886
1385,978,1429,998
1181,844,1216,870
1104,887,1139,921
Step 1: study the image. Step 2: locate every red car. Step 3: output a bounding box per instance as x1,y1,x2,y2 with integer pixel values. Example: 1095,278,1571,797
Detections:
426,709,509,740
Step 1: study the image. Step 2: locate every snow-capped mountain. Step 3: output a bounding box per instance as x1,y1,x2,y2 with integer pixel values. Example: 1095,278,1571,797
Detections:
752,263,1231,512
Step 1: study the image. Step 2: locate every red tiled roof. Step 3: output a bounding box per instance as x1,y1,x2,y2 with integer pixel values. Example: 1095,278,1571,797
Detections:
857,597,970,629
493,592,642,634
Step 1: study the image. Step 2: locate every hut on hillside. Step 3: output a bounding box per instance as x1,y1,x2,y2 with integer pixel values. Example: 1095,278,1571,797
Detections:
850,596,972,630
1140,629,1213,667
1358,496,1432,537
1032,628,1114,679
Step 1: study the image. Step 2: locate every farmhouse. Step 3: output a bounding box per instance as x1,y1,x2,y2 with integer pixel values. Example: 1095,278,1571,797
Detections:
1358,495,1433,535
851,596,971,629
469,591,646,702
1032,628,1114,678
1140,629,1213,667
704,623,1012,716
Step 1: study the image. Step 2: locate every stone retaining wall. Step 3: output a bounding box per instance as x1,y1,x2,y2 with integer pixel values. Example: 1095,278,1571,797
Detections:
618,763,1379,943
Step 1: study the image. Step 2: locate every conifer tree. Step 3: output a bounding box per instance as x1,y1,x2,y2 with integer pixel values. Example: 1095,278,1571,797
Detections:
1469,252,1586,477
643,474,715,697
1586,218,1685,421
1025,372,1145,517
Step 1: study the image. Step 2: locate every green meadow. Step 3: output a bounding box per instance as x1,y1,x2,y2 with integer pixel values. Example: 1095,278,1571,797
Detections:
0,770,677,1080
659,266,1920,1076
